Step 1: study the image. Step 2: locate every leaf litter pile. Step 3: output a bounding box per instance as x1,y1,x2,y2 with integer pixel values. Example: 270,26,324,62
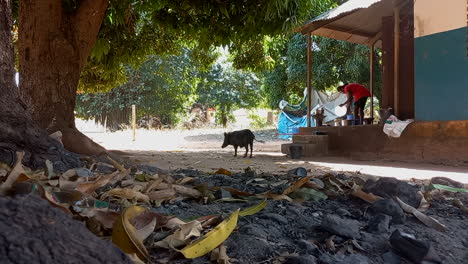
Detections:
1,151,468,264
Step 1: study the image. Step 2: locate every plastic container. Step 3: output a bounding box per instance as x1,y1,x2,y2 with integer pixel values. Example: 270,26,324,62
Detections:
334,105,347,116
341,120,352,126
346,114,354,120
289,145,303,159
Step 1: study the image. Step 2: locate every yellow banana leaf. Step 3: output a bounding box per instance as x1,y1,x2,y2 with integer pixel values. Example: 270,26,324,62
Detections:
239,200,267,217
181,209,240,259
112,206,150,261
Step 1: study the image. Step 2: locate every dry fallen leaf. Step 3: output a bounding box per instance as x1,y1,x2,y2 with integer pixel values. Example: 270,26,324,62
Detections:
176,177,195,185
144,178,164,193
52,190,84,204
148,189,177,202
417,191,430,212
62,169,77,179
58,169,84,190
0,151,25,195
351,185,383,204
326,235,336,251
109,169,132,185
48,179,59,187
163,174,176,184
214,168,232,176
102,188,150,203
112,206,151,261
106,155,126,172
328,178,345,193
282,176,312,196
257,192,293,202
0,163,11,173
44,190,73,215
75,172,120,195
197,215,220,228
173,185,202,198
154,220,203,249
396,197,447,232
164,217,187,230
453,199,468,213
351,239,366,252
45,160,55,179
80,208,120,229
131,211,158,241
131,183,146,193
210,245,231,264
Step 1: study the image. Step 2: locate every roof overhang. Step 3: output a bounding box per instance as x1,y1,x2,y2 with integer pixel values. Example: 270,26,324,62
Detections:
301,0,400,46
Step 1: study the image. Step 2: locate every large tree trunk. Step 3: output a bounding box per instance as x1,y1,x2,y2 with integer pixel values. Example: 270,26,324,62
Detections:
18,0,108,156
0,0,81,170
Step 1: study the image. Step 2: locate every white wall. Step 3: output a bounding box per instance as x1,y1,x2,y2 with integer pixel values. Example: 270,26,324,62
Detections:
414,0,466,37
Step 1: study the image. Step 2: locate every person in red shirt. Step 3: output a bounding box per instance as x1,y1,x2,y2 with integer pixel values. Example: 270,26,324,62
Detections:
337,83,371,125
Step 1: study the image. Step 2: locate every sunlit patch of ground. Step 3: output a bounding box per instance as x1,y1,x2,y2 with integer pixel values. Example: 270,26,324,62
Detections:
79,120,468,184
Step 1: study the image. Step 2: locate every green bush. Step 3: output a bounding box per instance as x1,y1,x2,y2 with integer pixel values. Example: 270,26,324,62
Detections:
248,112,270,129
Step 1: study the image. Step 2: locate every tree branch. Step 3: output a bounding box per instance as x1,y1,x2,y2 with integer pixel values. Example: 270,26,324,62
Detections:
73,0,109,69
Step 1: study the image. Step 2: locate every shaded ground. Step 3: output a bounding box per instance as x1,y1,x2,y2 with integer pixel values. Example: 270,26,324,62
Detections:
101,128,468,263
98,128,468,184
146,168,468,264
0,195,131,264
2,127,467,264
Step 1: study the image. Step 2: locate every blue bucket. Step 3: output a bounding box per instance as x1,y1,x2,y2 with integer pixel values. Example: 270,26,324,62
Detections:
346,114,354,120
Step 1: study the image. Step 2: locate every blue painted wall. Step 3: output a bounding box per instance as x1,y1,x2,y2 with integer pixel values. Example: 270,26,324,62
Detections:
415,27,468,121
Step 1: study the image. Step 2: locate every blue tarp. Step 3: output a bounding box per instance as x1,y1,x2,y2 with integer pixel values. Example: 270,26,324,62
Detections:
277,111,315,140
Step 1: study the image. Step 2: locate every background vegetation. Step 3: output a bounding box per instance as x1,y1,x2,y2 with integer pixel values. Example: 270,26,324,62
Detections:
76,0,382,130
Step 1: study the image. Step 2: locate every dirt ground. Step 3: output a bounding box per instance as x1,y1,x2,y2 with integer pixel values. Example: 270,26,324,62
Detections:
2,128,468,264
97,128,468,184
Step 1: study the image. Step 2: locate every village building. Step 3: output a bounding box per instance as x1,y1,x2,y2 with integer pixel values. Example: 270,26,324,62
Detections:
282,0,468,164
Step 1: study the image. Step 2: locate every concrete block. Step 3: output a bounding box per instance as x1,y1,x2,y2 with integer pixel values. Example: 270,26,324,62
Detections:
281,142,328,157
293,134,329,144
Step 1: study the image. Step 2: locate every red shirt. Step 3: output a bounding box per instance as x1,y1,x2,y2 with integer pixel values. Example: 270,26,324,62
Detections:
344,83,371,102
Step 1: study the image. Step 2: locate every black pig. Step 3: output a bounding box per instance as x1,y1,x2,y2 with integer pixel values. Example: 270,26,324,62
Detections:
221,129,264,158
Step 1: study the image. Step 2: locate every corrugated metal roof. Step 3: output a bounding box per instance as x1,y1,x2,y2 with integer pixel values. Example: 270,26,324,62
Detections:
301,0,384,34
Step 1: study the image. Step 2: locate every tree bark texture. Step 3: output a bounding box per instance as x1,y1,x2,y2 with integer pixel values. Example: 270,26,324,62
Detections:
18,0,108,156
0,0,81,170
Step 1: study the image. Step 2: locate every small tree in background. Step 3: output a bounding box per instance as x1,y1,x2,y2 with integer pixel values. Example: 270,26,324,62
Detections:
197,64,262,127
76,48,214,129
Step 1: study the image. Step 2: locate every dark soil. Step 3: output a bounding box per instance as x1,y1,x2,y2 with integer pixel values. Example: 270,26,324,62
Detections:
2,168,468,264
0,195,131,264
150,169,468,264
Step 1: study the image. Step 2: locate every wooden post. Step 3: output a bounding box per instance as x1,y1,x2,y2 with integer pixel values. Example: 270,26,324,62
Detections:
132,104,136,141
306,32,312,127
267,111,273,124
369,43,374,120
393,7,400,117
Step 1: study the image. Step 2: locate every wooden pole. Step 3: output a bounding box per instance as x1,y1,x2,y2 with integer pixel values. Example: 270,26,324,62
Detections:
306,32,312,127
132,104,136,141
393,7,400,117
369,43,374,120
